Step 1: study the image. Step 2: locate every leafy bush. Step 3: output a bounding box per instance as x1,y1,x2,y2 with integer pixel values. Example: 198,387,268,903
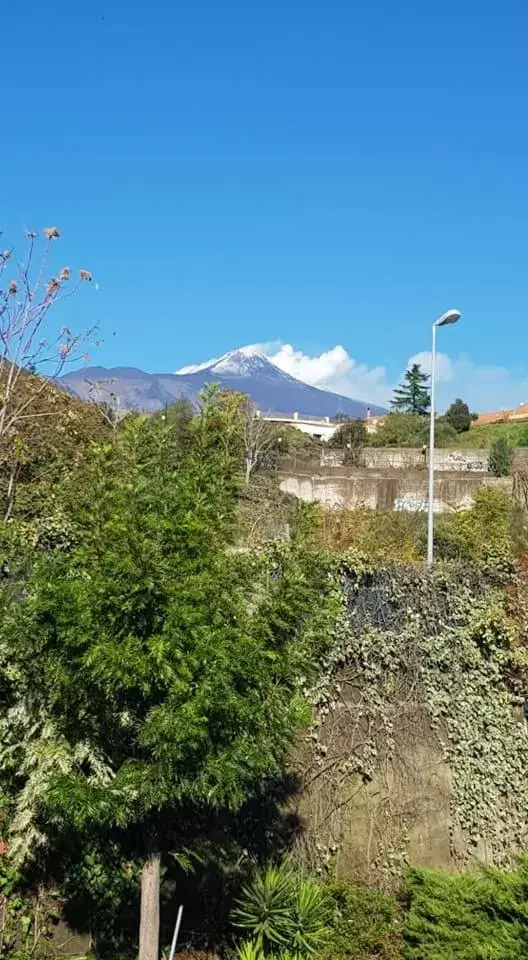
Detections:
435,486,514,571
232,865,329,956
368,413,457,449
489,435,512,476
328,420,367,465
272,426,320,458
405,863,528,959
312,505,425,563
324,879,403,960
368,413,426,447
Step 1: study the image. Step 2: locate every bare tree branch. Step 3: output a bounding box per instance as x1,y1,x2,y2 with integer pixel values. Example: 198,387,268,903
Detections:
85,378,129,434
239,399,280,488
0,227,96,518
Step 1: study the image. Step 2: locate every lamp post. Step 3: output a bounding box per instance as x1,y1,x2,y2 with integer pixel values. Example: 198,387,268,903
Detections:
426,308,462,567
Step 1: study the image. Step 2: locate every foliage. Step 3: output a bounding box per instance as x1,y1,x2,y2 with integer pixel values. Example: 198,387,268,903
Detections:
0,373,110,522
434,486,515,572
0,393,337,955
236,473,298,547
272,426,319,459
324,879,403,960
307,487,517,570
431,417,459,447
232,864,329,956
489,435,512,476
162,397,195,456
328,420,367,465
0,860,62,960
367,412,457,449
233,865,297,951
311,505,425,564
368,413,426,448
391,365,430,416
236,941,267,960
453,419,528,449
235,942,303,960
405,862,528,959
444,398,474,433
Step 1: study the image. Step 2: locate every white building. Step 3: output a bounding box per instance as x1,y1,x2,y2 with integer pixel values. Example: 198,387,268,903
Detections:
259,411,339,441
258,409,385,441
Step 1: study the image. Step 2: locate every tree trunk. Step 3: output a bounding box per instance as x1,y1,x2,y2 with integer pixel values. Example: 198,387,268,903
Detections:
245,457,252,488
139,850,161,960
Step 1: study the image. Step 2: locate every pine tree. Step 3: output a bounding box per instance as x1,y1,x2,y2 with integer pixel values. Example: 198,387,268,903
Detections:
391,364,431,416
1,392,317,960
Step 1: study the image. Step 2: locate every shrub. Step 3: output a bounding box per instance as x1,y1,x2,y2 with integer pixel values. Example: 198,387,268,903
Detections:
368,412,457,449
444,398,474,433
324,879,403,960
328,420,367,465
232,865,329,957
489,435,512,476
435,486,514,572
312,505,425,563
368,413,426,448
405,863,528,959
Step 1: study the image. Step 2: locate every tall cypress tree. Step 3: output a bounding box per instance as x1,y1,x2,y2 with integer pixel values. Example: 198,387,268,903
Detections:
391,363,431,416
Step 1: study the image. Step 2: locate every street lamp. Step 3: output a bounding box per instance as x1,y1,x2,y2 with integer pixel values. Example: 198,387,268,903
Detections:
426,308,461,567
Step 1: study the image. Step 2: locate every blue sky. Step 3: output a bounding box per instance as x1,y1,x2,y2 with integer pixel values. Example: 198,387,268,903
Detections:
3,0,528,410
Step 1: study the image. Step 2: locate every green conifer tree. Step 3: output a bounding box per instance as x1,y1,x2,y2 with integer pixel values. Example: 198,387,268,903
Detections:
391,364,431,416
1,393,317,960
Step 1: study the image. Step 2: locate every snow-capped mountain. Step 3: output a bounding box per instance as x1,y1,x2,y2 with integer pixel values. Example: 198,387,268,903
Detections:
61,347,387,418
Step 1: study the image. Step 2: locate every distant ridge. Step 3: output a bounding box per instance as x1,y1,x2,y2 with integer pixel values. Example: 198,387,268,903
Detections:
61,347,387,418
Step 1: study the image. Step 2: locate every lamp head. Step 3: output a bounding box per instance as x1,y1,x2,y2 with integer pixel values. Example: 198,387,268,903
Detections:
435,309,461,327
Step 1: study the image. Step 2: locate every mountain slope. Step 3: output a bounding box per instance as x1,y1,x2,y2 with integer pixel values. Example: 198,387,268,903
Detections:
60,348,387,418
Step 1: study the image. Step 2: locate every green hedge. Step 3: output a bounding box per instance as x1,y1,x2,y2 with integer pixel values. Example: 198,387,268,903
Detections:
405,863,528,959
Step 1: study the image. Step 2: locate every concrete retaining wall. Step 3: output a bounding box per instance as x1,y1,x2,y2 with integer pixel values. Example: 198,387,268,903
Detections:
278,465,512,512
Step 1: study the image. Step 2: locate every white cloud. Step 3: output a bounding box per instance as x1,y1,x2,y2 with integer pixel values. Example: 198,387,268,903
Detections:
260,342,528,414
407,351,454,383
263,343,392,406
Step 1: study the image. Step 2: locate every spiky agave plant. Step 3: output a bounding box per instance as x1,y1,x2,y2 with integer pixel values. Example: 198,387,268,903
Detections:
233,864,295,951
290,878,329,956
233,864,329,957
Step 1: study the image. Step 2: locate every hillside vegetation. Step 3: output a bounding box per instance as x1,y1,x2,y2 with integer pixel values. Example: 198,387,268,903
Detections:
454,419,528,448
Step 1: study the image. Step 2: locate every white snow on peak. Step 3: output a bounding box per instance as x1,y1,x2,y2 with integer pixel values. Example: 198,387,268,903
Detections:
175,356,218,375
175,345,279,377
210,348,269,376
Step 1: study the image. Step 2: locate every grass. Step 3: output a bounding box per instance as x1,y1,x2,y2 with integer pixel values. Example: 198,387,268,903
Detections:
454,420,528,449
